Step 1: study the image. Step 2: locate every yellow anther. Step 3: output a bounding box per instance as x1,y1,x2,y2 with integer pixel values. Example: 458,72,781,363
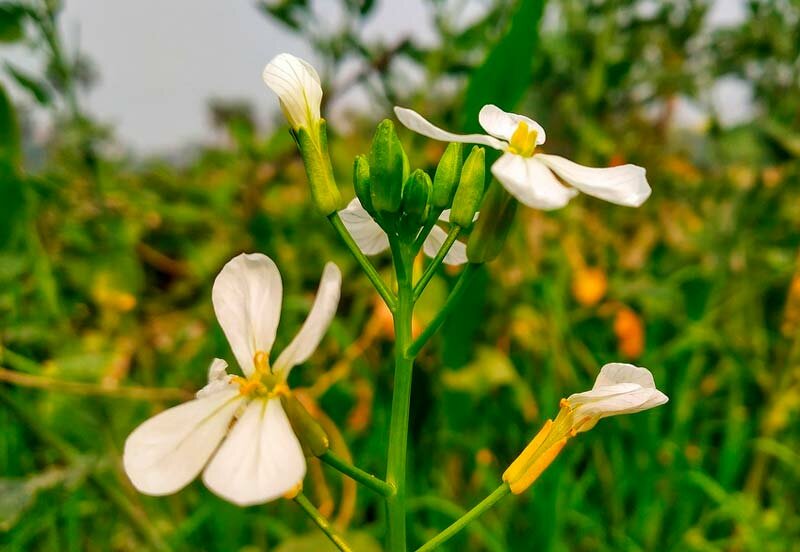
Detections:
269,383,291,398
282,482,303,499
253,350,271,374
508,121,538,157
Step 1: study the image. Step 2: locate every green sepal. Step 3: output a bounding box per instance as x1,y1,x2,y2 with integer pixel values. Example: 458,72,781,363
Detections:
297,119,342,216
280,394,330,458
368,119,406,214
467,179,518,263
432,142,463,208
402,169,432,225
450,146,486,228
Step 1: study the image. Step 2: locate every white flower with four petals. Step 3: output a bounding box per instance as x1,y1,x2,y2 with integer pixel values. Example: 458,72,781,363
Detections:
394,104,651,210
123,253,341,506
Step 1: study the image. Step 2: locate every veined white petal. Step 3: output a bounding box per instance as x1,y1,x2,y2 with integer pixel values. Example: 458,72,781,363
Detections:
196,358,234,399
573,387,666,423
478,104,546,145
393,107,506,151
339,198,390,255
535,154,651,207
123,389,243,496
438,209,479,223
273,263,342,376
213,254,283,377
422,225,468,265
202,398,306,506
492,153,577,210
594,363,656,390
567,382,644,406
262,53,322,131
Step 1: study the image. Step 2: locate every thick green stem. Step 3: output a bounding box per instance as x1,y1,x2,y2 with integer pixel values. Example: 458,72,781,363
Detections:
415,483,511,552
413,225,461,301
329,213,397,311
407,263,481,358
294,493,353,552
386,240,415,551
321,450,394,497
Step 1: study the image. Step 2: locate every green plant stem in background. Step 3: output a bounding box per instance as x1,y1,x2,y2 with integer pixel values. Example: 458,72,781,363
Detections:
320,450,394,497
415,483,511,552
294,492,353,552
413,225,462,301
407,263,481,357
385,239,415,551
408,496,506,552
328,213,397,310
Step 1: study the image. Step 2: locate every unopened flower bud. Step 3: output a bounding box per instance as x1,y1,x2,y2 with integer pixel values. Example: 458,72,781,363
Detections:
467,179,518,263
280,394,330,458
369,119,406,214
296,121,341,215
432,142,463,208
450,146,485,228
353,154,375,215
402,169,432,224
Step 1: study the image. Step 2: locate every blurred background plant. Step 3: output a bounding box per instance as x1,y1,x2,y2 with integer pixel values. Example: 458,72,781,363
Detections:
1,0,799,550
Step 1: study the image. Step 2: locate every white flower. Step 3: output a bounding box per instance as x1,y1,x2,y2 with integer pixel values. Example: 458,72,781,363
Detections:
394,104,651,210
123,253,341,506
339,198,471,265
263,53,323,132
564,363,668,433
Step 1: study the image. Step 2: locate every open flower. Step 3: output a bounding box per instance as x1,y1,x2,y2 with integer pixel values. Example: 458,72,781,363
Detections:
394,105,651,210
339,198,470,265
123,253,341,506
503,363,667,494
263,53,322,133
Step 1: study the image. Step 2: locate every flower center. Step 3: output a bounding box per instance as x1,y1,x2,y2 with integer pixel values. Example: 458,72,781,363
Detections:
231,350,289,398
508,121,538,157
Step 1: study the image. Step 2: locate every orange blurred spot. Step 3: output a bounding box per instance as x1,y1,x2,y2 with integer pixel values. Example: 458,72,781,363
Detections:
572,267,608,307
475,448,495,466
614,306,645,359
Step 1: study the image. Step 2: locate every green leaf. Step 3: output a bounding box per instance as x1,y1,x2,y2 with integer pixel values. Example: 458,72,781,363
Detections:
5,62,52,105
0,3,28,43
462,0,547,132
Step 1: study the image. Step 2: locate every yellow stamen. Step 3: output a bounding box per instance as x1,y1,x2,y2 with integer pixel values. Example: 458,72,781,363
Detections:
508,121,538,157
253,350,271,374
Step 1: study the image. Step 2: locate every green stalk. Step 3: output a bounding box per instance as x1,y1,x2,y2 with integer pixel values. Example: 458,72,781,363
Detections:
294,493,353,552
407,263,481,358
415,483,511,552
321,450,395,497
328,213,397,311
413,225,461,301
385,239,415,551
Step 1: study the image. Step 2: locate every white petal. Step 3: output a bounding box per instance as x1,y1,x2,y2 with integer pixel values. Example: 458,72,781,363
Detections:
438,209,478,223
478,104,546,145
422,225,468,266
567,382,643,406
492,153,578,210
262,53,322,130
213,254,283,377
393,106,506,151
273,263,342,376
594,363,656,390
196,358,234,398
573,387,665,422
535,154,651,207
123,390,243,496
202,399,306,506
338,198,390,255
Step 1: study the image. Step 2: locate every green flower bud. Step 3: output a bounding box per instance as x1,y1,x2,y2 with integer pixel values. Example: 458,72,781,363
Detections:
369,119,406,214
467,179,518,263
280,394,330,458
297,120,342,216
402,169,432,223
450,146,486,228
432,142,463,208
353,154,374,214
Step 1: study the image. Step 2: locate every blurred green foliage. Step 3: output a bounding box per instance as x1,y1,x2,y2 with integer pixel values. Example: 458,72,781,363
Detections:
2,0,800,550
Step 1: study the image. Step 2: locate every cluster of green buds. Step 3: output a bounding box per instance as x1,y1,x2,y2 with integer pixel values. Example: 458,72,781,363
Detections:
354,119,490,242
